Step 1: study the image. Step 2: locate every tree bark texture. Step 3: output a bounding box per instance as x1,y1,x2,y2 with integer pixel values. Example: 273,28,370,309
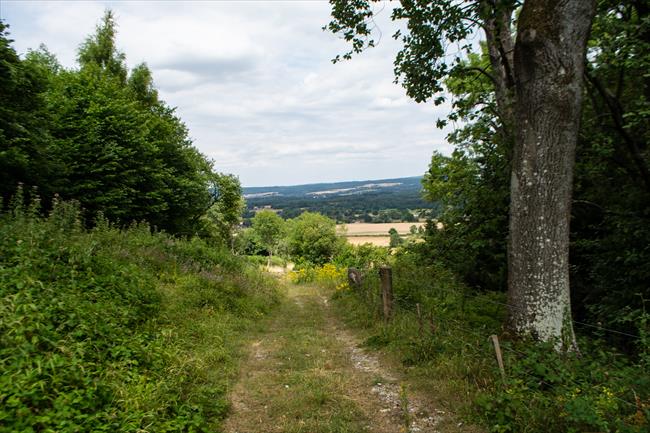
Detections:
482,1,516,129
507,0,595,349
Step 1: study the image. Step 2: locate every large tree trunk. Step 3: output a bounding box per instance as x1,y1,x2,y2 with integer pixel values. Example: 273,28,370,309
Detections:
507,0,595,350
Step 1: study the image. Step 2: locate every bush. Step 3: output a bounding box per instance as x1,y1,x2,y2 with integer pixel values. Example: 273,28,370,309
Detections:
0,199,279,432
333,242,389,270
288,263,348,291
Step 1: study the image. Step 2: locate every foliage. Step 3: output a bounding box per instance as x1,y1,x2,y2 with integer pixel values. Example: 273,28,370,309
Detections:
286,212,343,265
233,227,265,256
48,13,215,233
1,12,235,236
475,335,650,433
569,0,650,343
250,210,285,259
0,198,279,432
388,227,404,248
0,22,55,204
77,11,127,83
417,47,509,293
333,242,389,270
333,253,649,433
325,0,478,105
201,173,245,245
289,263,348,291
246,254,286,268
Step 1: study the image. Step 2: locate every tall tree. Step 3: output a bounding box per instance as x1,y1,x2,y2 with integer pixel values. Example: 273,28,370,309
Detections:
77,10,127,83
251,210,285,264
0,22,54,203
328,0,596,348
507,0,595,349
203,173,245,248
39,11,216,234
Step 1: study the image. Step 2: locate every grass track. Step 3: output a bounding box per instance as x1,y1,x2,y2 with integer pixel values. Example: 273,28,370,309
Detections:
223,283,479,433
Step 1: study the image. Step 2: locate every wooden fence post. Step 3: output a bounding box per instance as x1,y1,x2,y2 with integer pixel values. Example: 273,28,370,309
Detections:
490,334,506,382
379,266,393,321
416,303,423,335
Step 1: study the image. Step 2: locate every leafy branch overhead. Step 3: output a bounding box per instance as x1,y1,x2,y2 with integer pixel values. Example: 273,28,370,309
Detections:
326,0,498,104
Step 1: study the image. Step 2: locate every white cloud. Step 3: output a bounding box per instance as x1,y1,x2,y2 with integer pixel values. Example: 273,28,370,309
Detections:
1,0,453,186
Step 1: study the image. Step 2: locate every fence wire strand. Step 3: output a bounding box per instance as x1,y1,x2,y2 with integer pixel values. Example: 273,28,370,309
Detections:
462,295,643,340
354,270,644,410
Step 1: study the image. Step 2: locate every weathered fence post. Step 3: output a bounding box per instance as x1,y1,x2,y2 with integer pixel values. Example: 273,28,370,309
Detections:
379,266,393,321
490,334,506,382
347,267,362,289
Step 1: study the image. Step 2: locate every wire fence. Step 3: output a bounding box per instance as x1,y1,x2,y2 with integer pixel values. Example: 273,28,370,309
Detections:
440,316,640,409
348,266,646,411
464,295,643,341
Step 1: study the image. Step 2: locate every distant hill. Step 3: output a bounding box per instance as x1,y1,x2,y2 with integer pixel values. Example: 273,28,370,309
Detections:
242,176,439,223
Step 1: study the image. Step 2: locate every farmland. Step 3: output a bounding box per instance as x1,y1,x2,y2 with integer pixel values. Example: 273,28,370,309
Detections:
243,177,438,223
338,222,425,246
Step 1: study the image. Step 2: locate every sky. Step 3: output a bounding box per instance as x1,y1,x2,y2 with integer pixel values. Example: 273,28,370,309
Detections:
1,0,456,187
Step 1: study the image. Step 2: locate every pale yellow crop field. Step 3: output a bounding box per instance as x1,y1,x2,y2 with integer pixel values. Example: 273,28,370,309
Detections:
337,222,426,247
345,236,391,247
338,222,425,236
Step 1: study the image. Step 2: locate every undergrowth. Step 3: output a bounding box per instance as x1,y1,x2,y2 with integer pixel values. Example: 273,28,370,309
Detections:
0,197,279,432
329,253,650,433
288,263,348,291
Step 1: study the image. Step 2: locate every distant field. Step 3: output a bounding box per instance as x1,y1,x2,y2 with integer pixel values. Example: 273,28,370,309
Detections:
339,222,425,236
346,236,391,247
338,222,425,247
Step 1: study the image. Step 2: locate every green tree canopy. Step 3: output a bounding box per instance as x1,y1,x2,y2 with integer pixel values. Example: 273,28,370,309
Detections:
77,10,127,83
0,21,55,203
251,210,285,260
203,173,245,246
1,10,223,235
388,227,404,248
287,212,342,265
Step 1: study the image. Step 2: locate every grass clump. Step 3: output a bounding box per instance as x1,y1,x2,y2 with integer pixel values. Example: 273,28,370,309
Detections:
0,198,279,432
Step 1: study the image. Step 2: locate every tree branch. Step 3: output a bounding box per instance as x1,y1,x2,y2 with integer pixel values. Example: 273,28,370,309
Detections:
462,66,498,86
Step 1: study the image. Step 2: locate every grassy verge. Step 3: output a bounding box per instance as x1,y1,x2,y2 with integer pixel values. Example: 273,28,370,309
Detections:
0,200,279,432
330,257,650,433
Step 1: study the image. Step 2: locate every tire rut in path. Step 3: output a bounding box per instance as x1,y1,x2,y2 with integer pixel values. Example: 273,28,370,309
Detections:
223,284,455,433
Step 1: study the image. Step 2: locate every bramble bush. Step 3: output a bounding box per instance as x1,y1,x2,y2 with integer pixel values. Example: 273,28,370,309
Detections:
0,195,279,432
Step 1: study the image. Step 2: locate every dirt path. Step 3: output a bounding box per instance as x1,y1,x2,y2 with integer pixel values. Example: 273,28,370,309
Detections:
223,284,471,433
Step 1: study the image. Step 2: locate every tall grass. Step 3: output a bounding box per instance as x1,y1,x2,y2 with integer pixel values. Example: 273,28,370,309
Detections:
332,254,649,432
0,196,279,432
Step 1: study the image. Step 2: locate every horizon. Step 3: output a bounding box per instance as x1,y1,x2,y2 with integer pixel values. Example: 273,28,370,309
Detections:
1,1,452,186
242,174,423,189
